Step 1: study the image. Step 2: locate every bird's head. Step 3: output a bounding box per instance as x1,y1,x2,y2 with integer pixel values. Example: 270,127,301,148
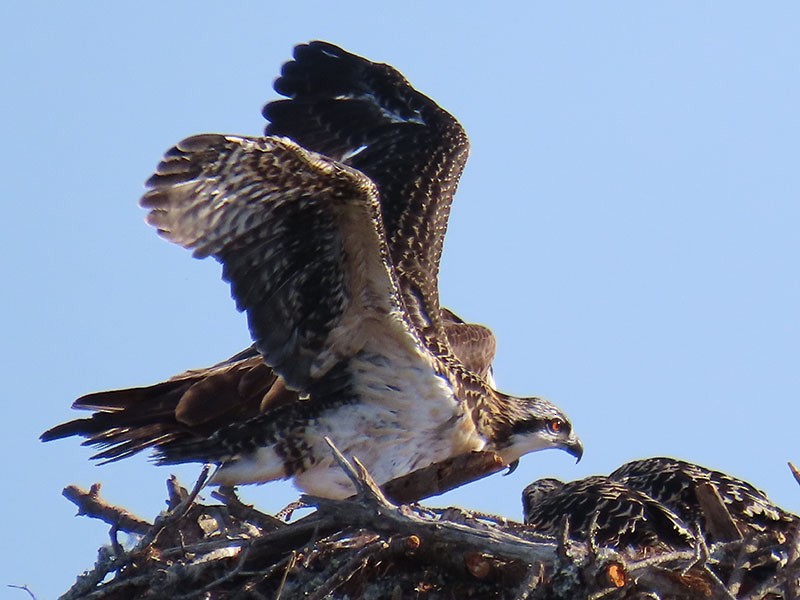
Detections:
492,395,583,466
521,477,565,521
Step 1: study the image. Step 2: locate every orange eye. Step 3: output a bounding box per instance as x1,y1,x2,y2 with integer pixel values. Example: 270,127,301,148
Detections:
548,418,564,433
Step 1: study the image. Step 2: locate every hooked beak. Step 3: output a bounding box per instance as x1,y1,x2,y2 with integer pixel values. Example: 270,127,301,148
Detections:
504,459,520,476
565,435,584,463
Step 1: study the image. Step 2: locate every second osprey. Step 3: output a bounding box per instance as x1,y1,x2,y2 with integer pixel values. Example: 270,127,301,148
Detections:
43,42,582,499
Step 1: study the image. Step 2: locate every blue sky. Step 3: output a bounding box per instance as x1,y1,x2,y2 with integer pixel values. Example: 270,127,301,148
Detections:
4,3,800,597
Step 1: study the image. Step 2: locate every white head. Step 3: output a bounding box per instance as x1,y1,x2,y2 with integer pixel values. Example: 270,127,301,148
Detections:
492,396,583,465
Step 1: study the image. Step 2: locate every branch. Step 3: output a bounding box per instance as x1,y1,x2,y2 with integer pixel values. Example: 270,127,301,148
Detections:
381,450,507,503
308,438,564,566
52,448,800,599
7,585,37,600
788,461,800,487
696,482,742,542
62,483,152,535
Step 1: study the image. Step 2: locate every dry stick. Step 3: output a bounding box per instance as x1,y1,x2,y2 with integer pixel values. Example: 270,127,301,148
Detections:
172,546,253,600
58,443,797,599
624,538,738,600
60,468,211,600
274,551,298,600
587,511,602,558
60,543,124,599
275,499,309,521
741,559,800,600
306,538,390,600
727,537,757,597
108,523,126,563
778,507,800,597
7,585,37,600
137,465,211,550
696,482,742,542
452,507,528,533
512,563,545,600
89,531,277,600
678,523,736,600
69,571,155,600
154,511,333,561
62,483,152,535
381,450,507,503
166,474,189,509
211,486,286,531
308,438,564,566
56,446,510,597
789,462,800,487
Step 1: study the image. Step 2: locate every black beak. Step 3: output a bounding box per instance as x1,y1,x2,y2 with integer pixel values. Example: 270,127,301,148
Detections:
566,437,584,463
504,459,520,476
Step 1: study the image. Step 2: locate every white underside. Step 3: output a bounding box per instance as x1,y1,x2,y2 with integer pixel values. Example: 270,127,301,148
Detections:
210,339,486,498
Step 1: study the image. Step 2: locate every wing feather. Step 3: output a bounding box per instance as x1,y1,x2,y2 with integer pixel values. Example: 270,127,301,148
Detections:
141,134,416,391
264,41,469,333
441,308,497,380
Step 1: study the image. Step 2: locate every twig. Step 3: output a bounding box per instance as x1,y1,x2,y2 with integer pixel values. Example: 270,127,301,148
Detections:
513,563,545,600
137,466,211,551
739,550,800,600
306,537,389,600
381,450,507,503
307,438,564,566
275,499,308,522
52,446,800,599
789,462,800,487
323,437,389,505
60,545,120,599
62,483,152,535
108,524,125,559
696,482,742,542
172,546,252,600
727,535,756,596
274,550,297,600
7,585,37,600
211,486,285,531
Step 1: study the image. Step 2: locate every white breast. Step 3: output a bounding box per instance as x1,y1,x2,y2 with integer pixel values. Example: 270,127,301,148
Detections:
211,336,486,498
293,341,486,498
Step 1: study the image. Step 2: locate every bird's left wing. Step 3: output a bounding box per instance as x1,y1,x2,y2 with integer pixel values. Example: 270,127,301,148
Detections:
142,134,420,392
264,42,470,336
441,308,497,380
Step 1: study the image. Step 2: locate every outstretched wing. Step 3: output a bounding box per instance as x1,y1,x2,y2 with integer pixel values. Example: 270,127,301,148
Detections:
264,41,469,335
141,134,419,392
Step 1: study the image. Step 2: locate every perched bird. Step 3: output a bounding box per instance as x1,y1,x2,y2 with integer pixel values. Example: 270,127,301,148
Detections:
610,457,799,542
522,476,695,552
42,42,582,499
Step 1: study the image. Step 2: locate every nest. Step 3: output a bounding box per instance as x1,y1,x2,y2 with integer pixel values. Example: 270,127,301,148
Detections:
56,445,800,599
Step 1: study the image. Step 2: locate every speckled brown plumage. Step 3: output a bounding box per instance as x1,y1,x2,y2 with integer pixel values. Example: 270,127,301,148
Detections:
522,476,696,552
610,457,799,542
42,42,581,498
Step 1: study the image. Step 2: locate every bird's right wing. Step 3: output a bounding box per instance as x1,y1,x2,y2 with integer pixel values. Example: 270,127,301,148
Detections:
142,134,423,392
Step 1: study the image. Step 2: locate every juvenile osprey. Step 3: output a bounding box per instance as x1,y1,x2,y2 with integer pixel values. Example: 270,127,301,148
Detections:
610,457,798,542
521,477,694,552
42,42,582,499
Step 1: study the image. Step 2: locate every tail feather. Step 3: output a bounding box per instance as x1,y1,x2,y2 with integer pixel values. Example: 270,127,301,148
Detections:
41,348,291,464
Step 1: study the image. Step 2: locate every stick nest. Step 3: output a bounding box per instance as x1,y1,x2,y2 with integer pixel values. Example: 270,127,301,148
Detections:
54,447,800,600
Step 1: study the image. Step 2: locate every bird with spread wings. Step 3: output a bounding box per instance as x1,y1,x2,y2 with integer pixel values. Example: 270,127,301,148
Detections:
43,42,582,500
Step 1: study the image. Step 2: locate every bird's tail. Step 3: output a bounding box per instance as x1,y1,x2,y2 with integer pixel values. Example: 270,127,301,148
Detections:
41,347,290,464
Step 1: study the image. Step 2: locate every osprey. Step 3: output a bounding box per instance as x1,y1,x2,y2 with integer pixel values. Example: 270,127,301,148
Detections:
610,457,799,542
522,477,695,552
42,42,582,499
